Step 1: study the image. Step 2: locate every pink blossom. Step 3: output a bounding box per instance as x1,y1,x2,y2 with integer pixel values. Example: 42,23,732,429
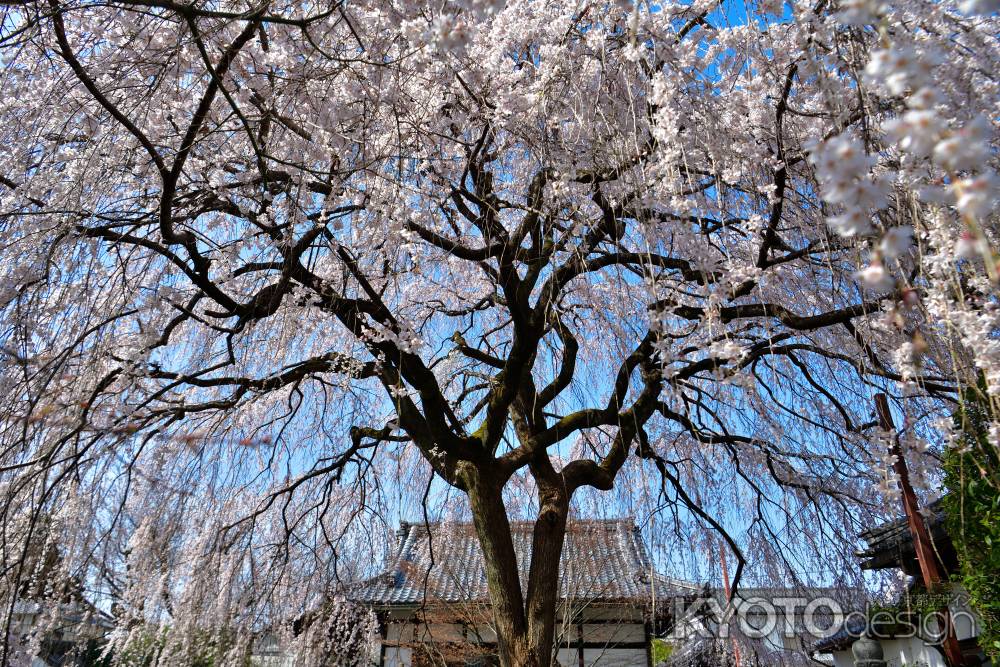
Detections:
955,172,999,219
854,262,896,292
879,226,914,259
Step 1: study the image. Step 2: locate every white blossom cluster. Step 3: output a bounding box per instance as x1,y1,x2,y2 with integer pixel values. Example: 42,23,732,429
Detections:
1,0,998,660
815,0,999,494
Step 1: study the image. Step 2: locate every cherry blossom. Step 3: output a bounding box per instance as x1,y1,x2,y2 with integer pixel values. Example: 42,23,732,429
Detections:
0,0,996,664
879,226,915,259
884,110,943,159
955,172,1000,220
933,116,994,172
855,262,897,293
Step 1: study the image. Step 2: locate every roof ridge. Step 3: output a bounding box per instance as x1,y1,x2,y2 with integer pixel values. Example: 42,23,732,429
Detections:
354,517,700,606
397,517,637,530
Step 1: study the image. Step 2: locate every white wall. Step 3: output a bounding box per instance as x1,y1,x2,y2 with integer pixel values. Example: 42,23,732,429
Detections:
581,647,648,666
828,636,948,667
378,612,650,666
582,623,646,644
382,646,412,667
830,648,853,667
882,636,947,667
375,644,647,667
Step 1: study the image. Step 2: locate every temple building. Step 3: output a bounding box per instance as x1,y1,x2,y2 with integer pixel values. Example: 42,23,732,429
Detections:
352,519,698,666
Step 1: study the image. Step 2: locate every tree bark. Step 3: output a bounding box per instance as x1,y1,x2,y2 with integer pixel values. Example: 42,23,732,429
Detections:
464,465,531,665
524,483,569,667
462,465,570,667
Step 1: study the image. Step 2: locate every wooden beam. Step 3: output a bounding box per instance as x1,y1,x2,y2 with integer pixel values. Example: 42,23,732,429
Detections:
875,394,966,667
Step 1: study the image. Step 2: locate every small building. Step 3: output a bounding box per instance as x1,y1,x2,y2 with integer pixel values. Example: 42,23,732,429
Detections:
662,586,860,666
352,519,698,666
6,599,114,666
813,501,991,667
855,500,957,577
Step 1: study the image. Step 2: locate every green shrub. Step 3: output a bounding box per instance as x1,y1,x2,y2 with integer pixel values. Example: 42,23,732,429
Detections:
942,385,1000,660
651,638,674,663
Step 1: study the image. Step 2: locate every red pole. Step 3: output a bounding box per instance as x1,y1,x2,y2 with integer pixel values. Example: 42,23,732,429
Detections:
719,546,743,666
875,394,965,666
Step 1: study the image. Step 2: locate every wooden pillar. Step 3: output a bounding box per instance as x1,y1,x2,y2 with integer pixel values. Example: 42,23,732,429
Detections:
719,546,742,666
874,394,966,667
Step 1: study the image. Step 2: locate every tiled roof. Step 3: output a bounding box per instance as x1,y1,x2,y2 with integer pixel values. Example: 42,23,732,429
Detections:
352,519,698,606
11,599,115,629
705,586,863,608
855,499,951,571
811,616,868,653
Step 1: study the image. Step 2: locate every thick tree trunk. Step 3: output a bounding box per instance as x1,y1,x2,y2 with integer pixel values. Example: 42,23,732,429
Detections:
524,484,569,666
463,465,570,667
464,465,531,665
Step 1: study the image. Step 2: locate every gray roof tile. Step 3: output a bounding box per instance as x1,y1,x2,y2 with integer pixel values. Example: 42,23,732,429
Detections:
352,519,698,606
